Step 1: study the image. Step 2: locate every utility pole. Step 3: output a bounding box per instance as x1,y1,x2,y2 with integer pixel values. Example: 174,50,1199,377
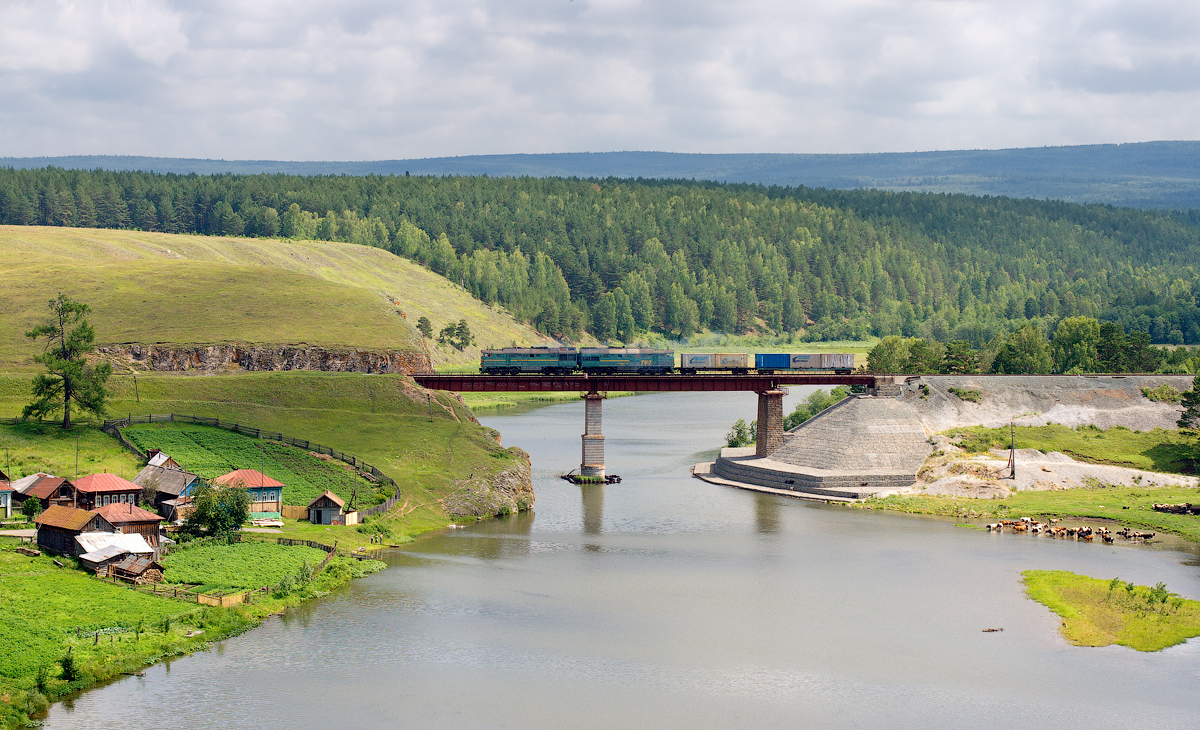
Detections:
134,374,140,403
428,393,434,423
75,435,79,479
1007,420,1016,479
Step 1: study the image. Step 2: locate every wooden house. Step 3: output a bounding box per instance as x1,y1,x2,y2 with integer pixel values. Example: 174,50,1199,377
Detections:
0,476,11,520
132,464,200,515
19,476,78,510
34,505,114,556
213,469,284,515
307,490,350,525
91,503,165,547
73,473,142,510
146,450,182,470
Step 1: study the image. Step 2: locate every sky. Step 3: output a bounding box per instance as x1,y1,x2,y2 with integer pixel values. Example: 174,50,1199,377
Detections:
2,0,1199,160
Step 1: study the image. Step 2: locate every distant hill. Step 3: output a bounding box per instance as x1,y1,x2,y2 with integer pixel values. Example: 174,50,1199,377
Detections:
6,141,1200,208
0,226,553,371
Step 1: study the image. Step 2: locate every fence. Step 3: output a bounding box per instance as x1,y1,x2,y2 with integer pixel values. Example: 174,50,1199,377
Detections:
101,413,397,488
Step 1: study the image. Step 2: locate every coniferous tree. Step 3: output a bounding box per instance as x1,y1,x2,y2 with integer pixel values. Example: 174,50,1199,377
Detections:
23,294,112,430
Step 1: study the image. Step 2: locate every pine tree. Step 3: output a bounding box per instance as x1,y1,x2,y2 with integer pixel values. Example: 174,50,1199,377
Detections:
23,294,112,429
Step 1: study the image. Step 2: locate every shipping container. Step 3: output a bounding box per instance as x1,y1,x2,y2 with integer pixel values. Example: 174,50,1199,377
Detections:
821,353,855,371
789,354,821,370
680,353,714,371
755,353,790,370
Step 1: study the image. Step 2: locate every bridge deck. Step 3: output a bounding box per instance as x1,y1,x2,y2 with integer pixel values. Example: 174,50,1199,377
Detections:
412,373,881,393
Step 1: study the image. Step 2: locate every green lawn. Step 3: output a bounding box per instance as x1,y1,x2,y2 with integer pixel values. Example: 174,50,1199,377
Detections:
946,424,1195,473
0,421,143,481
1023,570,1200,651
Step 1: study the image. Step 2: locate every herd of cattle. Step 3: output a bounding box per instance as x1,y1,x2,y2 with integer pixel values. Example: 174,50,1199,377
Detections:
984,517,1156,543
1152,502,1200,515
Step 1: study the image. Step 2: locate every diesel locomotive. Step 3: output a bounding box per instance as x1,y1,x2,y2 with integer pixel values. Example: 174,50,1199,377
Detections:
480,347,855,375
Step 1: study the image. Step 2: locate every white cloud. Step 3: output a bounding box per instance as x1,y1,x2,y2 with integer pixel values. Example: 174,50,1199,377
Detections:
1,0,1199,158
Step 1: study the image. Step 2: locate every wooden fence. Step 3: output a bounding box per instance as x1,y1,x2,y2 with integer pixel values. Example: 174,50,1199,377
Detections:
101,413,397,488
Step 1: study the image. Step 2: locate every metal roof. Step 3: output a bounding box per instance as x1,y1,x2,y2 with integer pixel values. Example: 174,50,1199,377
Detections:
74,473,141,494
91,503,164,524
213,469,285,489
75,531,153,555
132,465,198,497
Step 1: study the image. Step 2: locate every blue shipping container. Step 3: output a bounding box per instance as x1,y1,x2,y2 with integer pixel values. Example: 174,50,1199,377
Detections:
756,353,790,369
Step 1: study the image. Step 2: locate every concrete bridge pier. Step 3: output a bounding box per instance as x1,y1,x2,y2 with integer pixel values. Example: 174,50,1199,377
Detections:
756,388,788,457
581,392,605,478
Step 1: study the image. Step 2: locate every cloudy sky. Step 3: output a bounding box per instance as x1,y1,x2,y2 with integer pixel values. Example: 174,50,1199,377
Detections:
2,0,1198,160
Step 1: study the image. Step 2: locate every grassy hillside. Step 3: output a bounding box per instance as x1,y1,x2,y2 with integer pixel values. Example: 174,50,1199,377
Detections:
0,226,552,371
1,370,527,536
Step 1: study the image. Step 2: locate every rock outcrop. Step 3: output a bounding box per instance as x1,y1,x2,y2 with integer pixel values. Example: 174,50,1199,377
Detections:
441,448,535,518
96,343,431,375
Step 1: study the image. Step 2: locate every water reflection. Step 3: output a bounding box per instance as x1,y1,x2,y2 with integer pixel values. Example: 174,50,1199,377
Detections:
580,483,604,535
753,492,781,534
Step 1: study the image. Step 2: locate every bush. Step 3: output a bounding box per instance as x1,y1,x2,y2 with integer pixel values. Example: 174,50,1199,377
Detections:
947,386,982,403
1142,384,1181,403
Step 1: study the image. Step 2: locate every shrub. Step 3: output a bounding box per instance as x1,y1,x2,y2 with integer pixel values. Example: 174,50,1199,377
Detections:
948,386,982,403
1141,384,1181,403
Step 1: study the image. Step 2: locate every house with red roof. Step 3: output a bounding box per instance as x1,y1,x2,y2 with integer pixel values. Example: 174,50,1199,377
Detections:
212,469,284,515
92,502,165,547
18,476,78,511
73,473,142,510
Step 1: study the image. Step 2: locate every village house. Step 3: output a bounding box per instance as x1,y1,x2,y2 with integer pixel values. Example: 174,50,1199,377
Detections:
0,478,12,520
73,473,143,510
132,462,200,513
76,531,157,570
16,475,78,511
33,505,114,556
213,469,284,515
91,502,165,547
307,490,357,525
146,450,183,470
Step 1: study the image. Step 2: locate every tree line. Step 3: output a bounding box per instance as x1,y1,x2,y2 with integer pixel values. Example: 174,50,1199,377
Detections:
3,167,1200,349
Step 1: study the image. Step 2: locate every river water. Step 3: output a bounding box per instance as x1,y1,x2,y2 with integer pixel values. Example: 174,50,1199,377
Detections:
45,391,1200,729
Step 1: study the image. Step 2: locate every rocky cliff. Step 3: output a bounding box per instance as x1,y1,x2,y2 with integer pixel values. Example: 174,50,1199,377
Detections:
441,447,535,519
96,343,432,375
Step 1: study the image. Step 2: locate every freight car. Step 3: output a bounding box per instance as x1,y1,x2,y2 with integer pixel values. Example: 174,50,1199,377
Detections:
754,353,855,374
678,353,752,375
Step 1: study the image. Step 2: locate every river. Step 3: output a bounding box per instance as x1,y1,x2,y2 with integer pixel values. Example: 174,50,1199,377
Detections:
44,390,1200,729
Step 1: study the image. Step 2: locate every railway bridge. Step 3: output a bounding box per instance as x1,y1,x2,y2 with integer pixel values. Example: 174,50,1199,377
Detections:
412,373,905,478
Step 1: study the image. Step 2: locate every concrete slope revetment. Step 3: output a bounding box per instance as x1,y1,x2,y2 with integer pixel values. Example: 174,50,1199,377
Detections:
699,395,931,501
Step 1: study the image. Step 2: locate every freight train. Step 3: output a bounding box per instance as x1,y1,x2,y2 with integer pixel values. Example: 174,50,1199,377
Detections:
480,347,855,375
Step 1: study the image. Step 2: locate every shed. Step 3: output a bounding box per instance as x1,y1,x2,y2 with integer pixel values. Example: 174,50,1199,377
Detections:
160,496,193,524
78,542,133,573
307,490,346,525
109,555,165,584
91,503,165,546
213,469,284,515
34,505,114,556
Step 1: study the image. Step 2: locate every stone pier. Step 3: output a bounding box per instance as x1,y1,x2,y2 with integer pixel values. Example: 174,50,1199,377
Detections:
581,392,605,478
755,388,788,456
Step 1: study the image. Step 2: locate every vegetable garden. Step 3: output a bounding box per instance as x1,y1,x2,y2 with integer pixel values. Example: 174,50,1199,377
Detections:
123,424,383,507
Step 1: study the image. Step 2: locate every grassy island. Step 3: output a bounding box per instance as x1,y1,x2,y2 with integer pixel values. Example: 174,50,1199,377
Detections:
1023,570,1200,651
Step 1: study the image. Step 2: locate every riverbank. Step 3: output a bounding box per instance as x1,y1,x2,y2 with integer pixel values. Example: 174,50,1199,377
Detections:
1023,570,1200,651
0,537,384,729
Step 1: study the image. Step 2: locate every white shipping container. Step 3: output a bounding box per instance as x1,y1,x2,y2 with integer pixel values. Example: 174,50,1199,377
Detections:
715,353,749,369
789,354,820,369
821,353,855,370
681,353,714,369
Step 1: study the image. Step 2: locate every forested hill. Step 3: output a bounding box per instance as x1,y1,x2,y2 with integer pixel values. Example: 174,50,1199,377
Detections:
6,141,1200,208
2,167,1199,346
